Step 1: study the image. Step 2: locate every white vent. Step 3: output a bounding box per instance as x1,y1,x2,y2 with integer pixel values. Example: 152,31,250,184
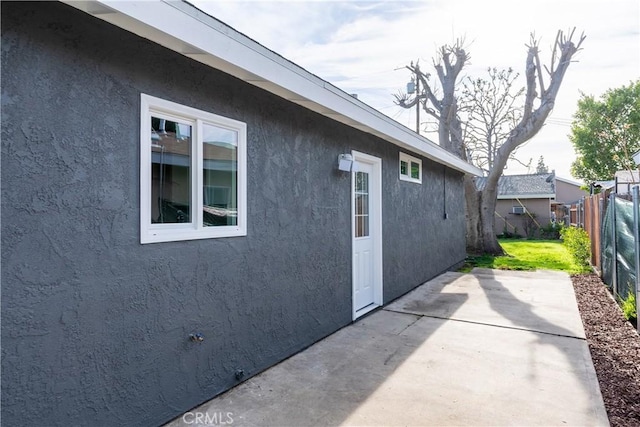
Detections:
512,206,526,215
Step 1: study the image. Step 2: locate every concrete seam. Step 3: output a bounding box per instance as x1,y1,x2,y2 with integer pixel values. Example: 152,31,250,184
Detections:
394,314,422,336
382,308,587,341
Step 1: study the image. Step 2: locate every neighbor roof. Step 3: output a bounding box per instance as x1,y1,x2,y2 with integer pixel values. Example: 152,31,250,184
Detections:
555,176,583,187
62,0,482,176
476,173,555,199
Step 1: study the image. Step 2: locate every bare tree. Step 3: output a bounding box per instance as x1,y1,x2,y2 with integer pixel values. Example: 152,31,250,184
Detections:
395,29,585,255
396,39,468,157
460,67,531,174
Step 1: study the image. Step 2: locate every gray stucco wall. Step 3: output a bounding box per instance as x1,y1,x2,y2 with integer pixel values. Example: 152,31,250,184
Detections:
1,2,466,426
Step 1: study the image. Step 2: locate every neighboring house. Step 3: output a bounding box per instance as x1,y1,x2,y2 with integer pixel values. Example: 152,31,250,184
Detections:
476,172,587,236
1,2,482,426
613,170,640,195
555,175,589,204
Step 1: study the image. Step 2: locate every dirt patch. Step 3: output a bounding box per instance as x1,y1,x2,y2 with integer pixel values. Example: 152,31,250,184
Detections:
571,273,640,427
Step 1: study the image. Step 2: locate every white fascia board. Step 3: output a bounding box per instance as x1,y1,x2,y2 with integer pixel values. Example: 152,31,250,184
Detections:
62,0,482,176
555,176,583,186
497,194,555,200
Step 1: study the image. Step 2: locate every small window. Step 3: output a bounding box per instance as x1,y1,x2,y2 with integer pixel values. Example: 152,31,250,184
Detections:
140,94,247,243
399,152,422,184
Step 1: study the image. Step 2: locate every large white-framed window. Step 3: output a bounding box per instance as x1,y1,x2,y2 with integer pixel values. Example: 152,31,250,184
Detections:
399,152,422,184
140,94,247,244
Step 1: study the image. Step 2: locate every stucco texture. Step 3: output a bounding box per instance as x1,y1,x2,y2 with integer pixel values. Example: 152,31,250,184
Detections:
1,2,466,426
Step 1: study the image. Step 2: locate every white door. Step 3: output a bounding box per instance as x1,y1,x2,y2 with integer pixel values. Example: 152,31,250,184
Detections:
352,151,382,319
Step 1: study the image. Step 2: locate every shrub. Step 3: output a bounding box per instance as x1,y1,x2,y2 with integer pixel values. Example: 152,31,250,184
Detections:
500,222,521,239
619,291,637,321
499,229,521,239
522,213,538,239
560,226,591,267
540,221,564,240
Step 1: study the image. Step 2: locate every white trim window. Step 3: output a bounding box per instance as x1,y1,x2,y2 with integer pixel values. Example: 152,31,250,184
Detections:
399,152,422,184
140,94,247,243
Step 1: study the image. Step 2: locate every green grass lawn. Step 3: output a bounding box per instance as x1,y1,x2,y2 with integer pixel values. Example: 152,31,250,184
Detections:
460,238,590,274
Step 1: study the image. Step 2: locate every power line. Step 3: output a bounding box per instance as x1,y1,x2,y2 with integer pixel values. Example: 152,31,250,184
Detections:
546,120,573,127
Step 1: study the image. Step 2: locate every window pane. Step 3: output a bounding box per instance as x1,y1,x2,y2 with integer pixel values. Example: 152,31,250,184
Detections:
355,171,369,238
203,123,238,227
356,171,368,192
356,194,368,216
362,214,369,237
410,162,420,179
400,160,408,176
355,215,369,238
151,117,191,223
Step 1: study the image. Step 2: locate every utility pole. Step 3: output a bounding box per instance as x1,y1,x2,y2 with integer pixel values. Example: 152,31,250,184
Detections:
414,63,420,134
405,63,422,134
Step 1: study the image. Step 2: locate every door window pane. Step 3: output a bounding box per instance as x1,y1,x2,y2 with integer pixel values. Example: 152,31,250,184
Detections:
356,171,369,192
355,171,369,237
150,117,192,223
356,194,369,216
203,123,238,227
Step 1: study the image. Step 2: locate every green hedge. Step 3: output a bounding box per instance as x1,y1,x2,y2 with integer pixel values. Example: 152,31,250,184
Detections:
560,226,591,268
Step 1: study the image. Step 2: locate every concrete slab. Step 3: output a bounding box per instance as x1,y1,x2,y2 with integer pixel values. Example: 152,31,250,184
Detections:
164,269,608,427
344,316,606,426
386,268,586,338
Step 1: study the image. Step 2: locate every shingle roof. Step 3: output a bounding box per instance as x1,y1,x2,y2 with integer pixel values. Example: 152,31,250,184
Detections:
476,173,555,197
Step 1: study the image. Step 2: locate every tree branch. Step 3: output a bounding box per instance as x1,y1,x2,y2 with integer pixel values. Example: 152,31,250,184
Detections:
494,28,586,182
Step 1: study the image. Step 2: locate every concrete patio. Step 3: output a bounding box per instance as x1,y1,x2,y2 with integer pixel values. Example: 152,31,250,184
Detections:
164,268,609,427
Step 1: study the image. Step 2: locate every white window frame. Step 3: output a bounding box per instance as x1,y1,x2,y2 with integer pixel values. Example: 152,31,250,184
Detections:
140,94,247,244
399,152,422,184
512,206,527,215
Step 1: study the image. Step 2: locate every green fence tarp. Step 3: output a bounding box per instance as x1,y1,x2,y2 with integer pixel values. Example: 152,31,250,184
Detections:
601,196,639,301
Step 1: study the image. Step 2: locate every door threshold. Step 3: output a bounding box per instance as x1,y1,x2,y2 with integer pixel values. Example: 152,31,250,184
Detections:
354,303,379,320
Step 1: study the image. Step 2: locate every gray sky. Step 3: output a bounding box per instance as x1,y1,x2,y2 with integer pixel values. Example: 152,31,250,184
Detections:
192,0,640,181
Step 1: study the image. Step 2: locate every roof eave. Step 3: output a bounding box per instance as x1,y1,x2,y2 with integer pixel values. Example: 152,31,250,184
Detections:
497,194,555,199
61,0,482,176
555,176,583,186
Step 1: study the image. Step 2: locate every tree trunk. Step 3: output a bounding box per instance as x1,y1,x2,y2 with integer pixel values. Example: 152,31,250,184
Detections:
465,175,504,255
478,187,503,255
464,176,481,254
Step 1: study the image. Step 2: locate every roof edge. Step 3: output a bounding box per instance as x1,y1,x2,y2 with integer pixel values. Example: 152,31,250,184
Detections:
61,0,482,176
555,176,583,186
497,194,555,200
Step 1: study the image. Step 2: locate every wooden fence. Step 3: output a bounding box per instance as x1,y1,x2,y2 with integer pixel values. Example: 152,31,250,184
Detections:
567,192,608,273
583,193,606,273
